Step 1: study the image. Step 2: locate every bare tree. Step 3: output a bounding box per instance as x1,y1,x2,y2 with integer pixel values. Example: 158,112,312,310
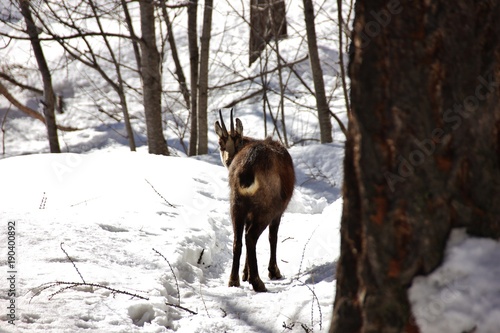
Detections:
159,0,190,109
197,0,213,154
19,0,60,153
32,0,138,151
331,1,500,332
140,0,170,155
187,0,199,156
88,0,136,151
303,0,332,143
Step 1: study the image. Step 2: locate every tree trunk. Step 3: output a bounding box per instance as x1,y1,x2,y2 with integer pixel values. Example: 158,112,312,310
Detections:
139,0,169,155
19,0,61,153
331,1,500,332
187,0,199,156
197,0,213,155
303,0,332,144
249,0,287,66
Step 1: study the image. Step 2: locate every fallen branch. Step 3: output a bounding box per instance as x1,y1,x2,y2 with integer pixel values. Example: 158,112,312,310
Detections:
165,302,198,315
0,81,79,131
30,281,149,302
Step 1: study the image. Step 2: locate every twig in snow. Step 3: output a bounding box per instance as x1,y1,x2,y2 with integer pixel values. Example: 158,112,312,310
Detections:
145,179,177,208
301,323,313,333
153,248,180,305
282,321,295,331
296,227,318,280
30,281,149,303
200,282,210,318
197,248,205,265
165,301,197,315
60,242,86,284
297,280,323,331
39,192,47,209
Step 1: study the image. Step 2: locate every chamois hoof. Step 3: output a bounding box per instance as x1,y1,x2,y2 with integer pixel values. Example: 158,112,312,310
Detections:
242,271,248,282
269,270,283,280
268,266,282,280
228,279,240,287
251,278,267,292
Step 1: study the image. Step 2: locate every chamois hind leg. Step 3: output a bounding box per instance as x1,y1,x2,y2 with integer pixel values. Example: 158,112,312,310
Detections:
268,216,283,280
242,255,249,282
228,212,245,288
245,221,268,292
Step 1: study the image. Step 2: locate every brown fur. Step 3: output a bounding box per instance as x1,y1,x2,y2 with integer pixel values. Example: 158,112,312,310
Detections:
215,110,295,292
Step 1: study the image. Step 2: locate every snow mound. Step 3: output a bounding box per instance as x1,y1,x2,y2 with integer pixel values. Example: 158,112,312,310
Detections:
409,229,500,333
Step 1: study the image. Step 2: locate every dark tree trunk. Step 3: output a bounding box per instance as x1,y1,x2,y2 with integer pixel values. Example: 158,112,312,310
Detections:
139,0,169,155
303,0,332,143
197,0,213,155
331,1,500,332
187,0,199,156
19,0,61,153
249,0,287,66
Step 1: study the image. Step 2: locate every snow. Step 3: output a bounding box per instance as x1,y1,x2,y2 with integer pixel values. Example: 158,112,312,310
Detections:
0,149,342,332
409,229,500,333
1,0,500,332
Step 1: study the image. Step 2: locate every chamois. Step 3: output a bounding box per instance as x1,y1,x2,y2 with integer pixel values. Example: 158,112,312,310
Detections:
215,109,295,292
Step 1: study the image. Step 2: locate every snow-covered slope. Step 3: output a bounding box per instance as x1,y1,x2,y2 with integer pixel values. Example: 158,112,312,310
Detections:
0,146,343,333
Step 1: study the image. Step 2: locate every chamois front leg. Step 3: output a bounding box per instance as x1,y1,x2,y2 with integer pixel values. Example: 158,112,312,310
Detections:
268,217,283,280
229,218,244,288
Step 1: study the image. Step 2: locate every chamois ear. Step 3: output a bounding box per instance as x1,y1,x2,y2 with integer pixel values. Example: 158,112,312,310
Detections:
235,118,243,136
215,121,225,138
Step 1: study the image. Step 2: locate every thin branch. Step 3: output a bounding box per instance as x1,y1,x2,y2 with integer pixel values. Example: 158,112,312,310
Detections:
222,88,264,108
165,302,198,315
152,248,180,305
60,242,86,284
0,72,43,94
209,55,309,90
145,179,177,208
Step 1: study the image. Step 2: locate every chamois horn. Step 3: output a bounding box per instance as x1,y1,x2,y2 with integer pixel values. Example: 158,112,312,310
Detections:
230,108,234,135
218,109,228,137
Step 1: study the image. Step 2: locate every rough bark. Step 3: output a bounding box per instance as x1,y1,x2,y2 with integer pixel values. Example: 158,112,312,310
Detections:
19,0,61,153
187,0,198,156
139,0,169,155
331,1,500,332
303,0,332,143
197,0,213,155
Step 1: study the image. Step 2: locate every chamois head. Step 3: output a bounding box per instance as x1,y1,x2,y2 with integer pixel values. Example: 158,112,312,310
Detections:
214,109,246,168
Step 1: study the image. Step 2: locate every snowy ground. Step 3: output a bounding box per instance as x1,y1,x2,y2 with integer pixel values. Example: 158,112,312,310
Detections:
2,144,500,333
0,145,344,333
1,0,500,332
